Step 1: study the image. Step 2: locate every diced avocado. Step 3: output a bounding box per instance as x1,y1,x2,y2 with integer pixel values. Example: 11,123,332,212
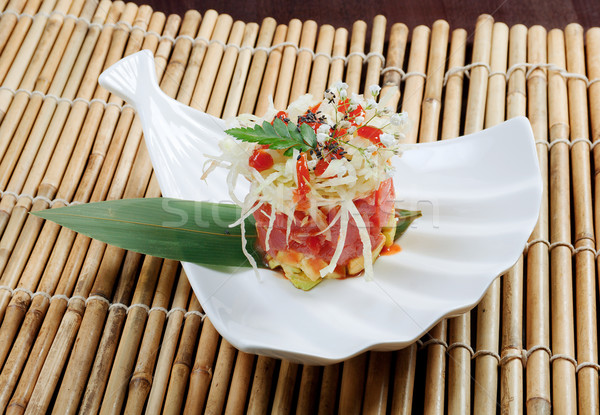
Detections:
382,215,397,247
281,264,322,291
347,236,386,275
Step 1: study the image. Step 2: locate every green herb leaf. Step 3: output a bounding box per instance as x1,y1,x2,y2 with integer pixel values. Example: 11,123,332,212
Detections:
225,120,314,156
31,198,264,268
300,122,317,147
272,117,291,139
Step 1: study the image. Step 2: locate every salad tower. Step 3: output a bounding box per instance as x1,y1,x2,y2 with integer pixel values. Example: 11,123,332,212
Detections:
205,83,410,290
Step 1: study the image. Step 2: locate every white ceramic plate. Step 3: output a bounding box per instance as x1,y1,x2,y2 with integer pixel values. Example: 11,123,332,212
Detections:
99,50,542,364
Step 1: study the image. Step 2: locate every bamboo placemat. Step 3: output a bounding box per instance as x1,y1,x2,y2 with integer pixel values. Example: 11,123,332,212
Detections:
0,0,597,413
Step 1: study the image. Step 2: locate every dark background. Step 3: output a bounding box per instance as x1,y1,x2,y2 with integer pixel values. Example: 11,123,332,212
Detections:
131,0,599,37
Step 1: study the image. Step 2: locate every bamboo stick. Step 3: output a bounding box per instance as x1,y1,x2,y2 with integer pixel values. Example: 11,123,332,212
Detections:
172,9,218,107
318,364,340,414
422,323,446,415
122,259,179,414
0,0,99,369
506,25,527,119
269,361,298,414
203,340,238,415
501,258,524,415
344,19,366,94
419,21,452,415
288,19,317,102
163,295,204,415
221,21,259,118
273,18,301,109
565,23,598,415
585,26,600,415
238,17,276,115
448,14,493,415
400,25,430,144
255,23,287,116
307,24,334,98
501,24,527,415
338,354,367,415
223,352,255,414
246,356,276,414
0,0,47,88
423,27,467,415
0,0,28,55
440,29,467,140
380,23,409,110
0,0,88,174
464,14,493,135
391,344,417,414
145,271,191,412
418,20,449,143
547,28,576,415
526,24,551,414
327,27,347,88
295,365,320,415
472,21,508,414
206,20,246,117
385,30,423,415
362,352,391,414
363,15,386,95
182,317,220,414
189,13,233,111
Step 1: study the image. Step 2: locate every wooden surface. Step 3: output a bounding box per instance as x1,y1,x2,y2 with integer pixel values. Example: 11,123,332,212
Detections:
0,0,599,413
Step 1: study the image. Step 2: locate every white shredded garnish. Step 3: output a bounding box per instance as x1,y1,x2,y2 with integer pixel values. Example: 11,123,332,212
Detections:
346,200,374,280
264,208,276,251
319,202,349,277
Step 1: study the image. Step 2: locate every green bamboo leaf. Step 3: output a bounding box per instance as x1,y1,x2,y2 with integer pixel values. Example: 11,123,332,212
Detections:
31,198,421,273
393,209,422,239
32,198,264,268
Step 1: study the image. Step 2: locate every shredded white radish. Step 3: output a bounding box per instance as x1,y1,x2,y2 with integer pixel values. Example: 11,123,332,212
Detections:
347,200,374,280
320,202,349,277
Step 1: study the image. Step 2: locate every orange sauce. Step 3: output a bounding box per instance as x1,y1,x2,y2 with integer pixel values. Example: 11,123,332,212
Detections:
380,243,402,256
